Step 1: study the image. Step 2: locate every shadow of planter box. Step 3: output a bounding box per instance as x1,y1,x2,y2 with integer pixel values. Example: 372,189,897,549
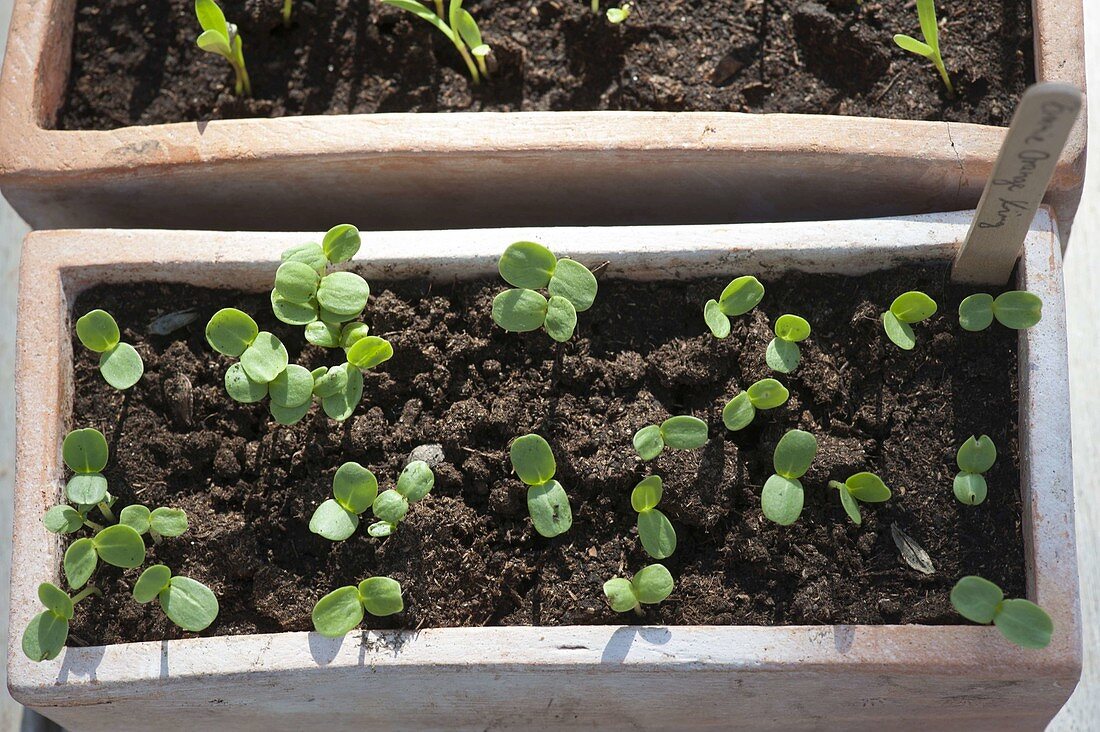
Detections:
0,0,1089,233
7,211,1080,731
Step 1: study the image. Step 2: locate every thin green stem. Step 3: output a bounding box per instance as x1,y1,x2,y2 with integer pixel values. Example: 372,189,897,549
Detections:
434,0,445,16
475,54,489,79
282,0,292,26
455,42,481,84
827,480,845,491
96,501,115,523
150,530,163,545
591,0,599,11
632,603,643,617
933,55,954,96
233,38,253,96
83,519,105,532
71,586,102,605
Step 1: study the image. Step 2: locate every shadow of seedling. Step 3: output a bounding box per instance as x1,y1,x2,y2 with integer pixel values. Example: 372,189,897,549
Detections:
600,625,672,665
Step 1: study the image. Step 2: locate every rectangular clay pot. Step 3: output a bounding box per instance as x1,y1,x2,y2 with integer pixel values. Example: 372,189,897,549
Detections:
0,0,1088,233
7,210,1079,730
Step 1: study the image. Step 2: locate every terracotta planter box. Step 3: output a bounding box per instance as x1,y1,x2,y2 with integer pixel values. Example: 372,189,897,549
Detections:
7,210,1079,731
0,0,1088,233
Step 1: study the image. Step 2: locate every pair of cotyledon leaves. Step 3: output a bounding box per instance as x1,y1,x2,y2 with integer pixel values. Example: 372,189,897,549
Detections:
510,434,573,538
492,242,598,342
312,576,404,637
631,476,676,560
75,310,144,390
603,564,675,613
951,576,1052,649
953,435,997,505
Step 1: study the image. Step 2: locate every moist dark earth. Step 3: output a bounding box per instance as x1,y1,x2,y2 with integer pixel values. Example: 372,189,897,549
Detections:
58,0,1032,129
65,266,1025,646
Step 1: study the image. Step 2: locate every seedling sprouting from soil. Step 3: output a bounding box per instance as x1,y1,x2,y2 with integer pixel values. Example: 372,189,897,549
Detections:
953,435,996,505
766,314,811,373
704,276,765,339
882,291,937,350
722,378,790,431
893,0,953,95
273,225,369,334
119,505,189,543
760,429,817,525
194,0,251,96
312,576,404,637
368,461,436,537
631,476,676,559
64,524,147,589
510,434,573,537
133,565,219,632
603,563,674,615
959,291,1043,331
492,241,599,343
951,576,1053,648
55,428,115,526
21,583,101,661
310,462,379,540
829,473,892,525
633,416,708,461
606,3,632,23
380,0,490,83
76,309,144,390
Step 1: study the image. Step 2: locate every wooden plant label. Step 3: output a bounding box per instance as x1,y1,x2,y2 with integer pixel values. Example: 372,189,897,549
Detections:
952,82,1082,284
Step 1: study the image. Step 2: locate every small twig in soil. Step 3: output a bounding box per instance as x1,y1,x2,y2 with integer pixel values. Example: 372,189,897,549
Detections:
589,260,611,279
872,73,902,102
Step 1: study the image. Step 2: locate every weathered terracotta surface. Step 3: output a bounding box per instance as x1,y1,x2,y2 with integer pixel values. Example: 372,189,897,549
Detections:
0,0,1088,232
7,212,1080,731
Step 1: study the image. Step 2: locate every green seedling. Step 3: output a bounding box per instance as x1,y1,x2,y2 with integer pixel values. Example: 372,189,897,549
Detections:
492,241,599,343
58,428,115,525
829,472,891,525
606,2,631,23
603,563,674,615
273,225,368,331
195,0,251,96
766,314,811,373
75,309,144,390
882,290,937,350
959,291,1043,331
309,462,379,540
704,275,765,338
133,565,219,632
368,461,436,537
893,0,953,95
119,505,189,543
282,0,293,26
630,476,676,559
21,582,101,661
722,378,790,431
951,576,1053,649
64,524,147,590
510,434,573,538
760,429,818,525
312,576,404,637
632,415,708,461
953,435,996,505
381,0,490,83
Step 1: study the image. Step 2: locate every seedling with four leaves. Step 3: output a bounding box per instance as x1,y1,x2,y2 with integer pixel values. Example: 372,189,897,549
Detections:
633,415,708,460
492,241,598,343
631,476,676,559
312,576,404,636
603,563,675,615
953,435,996,505
194,0,251,96
951,576,1052,648
380,0,491,83
133,565,219,632
704,275,765,338
76,310,144,390
829,473,892,525
882,290,937,350
368,461,435,537
893,0,953,95
53,428,116,526
722,378,790,431
21,583,101,662
760,429,818,525
510,434,573,538
766,314,811,373
959,291,1043,331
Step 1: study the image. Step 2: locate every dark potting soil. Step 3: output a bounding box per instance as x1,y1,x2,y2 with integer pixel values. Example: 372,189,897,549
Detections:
57,0,1032,130
65,265,1025,646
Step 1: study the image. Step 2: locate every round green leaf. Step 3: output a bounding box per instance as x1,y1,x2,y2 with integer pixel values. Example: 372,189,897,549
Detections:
373,489,409,525
547,258,598,312
274,261,321,304
951,576,1004,624
994,599,1053,649
358,576,403,617
718,276,765,317
63,428,108,474
309,499,359,541
119,504,151,534
396,460,434,502
321,365,363,422
761,475,804,525
282,241,328,274
347,336,394,371
66,474,107,505
630,475,663,512
367,521,394,537
322,224,362,264
270,399,312,426
161,576,219,632
492,289,548,333
704,299,731,339
510,434,556,486
527,480,572,538
544,295,578,343
43,505,83,534
632,564,674,604
603,578,638,613
890,291,938,323
774,314,811,342
64,538,97,589
340,322,370,349
638,509,676,559
317,271,370,316
133,565,172,604
313,364,350,398
240,332,289,384
958,293,994,332
499,241,557,289
38,583,74,620
747,378,789,410
99,342,144,390
633,425,665,460
957,435,997,474
992,291,1042,329
22,611,68,662
765,338,801,374
149,507,189,537
205,308,258,357
224,362,269,403
838,483,863,525
269,364,315,408
953,471,988,506
319,305,356,325
76,309,120,353
660,416,707,450
333,462,378,514
845,472,891,502
722,392,756,431
773,429,817,479
882,310,916,350
305,321,341,348
92,524,146,569
312,586,364,637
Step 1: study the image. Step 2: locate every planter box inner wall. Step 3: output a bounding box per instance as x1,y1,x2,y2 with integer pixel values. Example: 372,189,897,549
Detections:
8,211,1079,731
